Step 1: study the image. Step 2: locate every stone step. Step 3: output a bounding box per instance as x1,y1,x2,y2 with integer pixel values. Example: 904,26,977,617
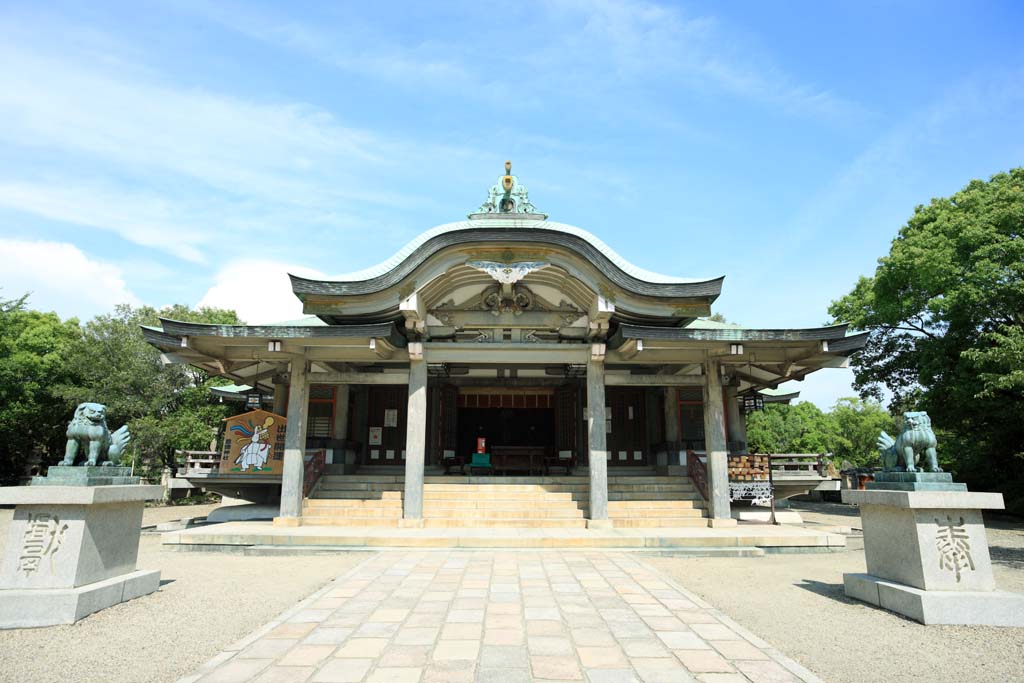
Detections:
606,493,704,501
421,499,583,511
612,518,709,528
299,516,401,527
300,507,403,518
606,500,704,510
422,518,588,529
310,491,403,500
304,498,403,508
607,508,705,519
317,482,405,491
422,491,575,502
421,508,585,519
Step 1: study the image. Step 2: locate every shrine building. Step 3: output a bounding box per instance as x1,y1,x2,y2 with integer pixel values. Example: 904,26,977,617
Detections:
144,163,866,530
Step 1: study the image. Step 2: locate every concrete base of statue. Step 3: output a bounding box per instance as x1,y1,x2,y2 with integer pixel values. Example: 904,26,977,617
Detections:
0,484,162,629
842,488,1024,625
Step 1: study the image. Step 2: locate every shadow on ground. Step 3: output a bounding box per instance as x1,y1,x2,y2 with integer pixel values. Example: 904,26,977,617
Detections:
793,578,858,604
989,545,1024,569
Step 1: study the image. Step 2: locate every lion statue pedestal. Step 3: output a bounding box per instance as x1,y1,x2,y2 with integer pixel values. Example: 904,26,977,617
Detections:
0,403,162,629
840,411,1024,626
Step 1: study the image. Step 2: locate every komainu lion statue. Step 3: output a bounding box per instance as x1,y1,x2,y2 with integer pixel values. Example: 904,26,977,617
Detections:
877,411,940,473
61,402,131,467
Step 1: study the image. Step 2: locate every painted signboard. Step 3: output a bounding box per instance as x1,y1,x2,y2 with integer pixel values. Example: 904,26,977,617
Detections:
221,409,287,474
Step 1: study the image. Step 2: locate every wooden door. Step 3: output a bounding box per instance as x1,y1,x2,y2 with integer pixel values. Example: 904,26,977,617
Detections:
606,387,648,465
367,386,407,465
433,384,458,463
555,384,578,459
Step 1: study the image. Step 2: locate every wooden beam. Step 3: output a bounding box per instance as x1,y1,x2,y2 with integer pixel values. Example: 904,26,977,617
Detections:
424,342,589,364
306,371,411,385
605,374,703,386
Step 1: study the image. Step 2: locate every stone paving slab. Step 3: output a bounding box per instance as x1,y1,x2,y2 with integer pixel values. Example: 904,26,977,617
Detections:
181,551,824,683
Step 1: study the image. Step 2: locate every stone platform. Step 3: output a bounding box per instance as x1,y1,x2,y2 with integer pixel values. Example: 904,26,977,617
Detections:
162,519,845,553
844,573,1024,626
32,465,140,486
866,471,967,492
0,484,163,629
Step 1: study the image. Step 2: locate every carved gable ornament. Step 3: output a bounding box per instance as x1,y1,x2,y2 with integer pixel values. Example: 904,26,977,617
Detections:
465,260,550,284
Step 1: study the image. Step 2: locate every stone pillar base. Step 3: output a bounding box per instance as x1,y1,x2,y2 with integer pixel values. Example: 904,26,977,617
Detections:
398,518,424,529
844,573,1024,626
0,569,160,629
586,519,613,530
707,518,738,528
272,516,302,528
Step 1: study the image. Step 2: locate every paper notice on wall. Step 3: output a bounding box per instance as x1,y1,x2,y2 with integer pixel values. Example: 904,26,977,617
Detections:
386,449,395,460
368,427,383,445
628,406,634,420
633,450,643,461
618,451,627,460
384,409,398,427
370,449,380,460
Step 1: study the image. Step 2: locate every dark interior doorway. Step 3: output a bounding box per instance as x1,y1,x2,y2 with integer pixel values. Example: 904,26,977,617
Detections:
457,407,554,456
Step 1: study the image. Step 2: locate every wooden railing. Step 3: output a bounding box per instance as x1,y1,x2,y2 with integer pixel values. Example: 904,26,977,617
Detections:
686,450,709,500
303,449,327,497
767,453,828,477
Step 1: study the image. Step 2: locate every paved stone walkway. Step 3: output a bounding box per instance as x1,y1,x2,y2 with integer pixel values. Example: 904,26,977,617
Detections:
180,551,822,683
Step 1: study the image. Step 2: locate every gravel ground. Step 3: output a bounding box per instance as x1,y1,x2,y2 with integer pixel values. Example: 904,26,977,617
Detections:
644,501,1024,683
0,505,367,683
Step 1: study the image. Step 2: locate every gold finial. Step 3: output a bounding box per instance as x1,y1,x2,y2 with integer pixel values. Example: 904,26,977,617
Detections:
501,160,514,193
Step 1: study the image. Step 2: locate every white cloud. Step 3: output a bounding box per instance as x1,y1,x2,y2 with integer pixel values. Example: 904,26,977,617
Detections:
197,259,325,325
0,239,138,319
199,0,861,121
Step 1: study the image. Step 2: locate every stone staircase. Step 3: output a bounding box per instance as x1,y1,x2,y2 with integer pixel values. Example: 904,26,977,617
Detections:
303,473,707,528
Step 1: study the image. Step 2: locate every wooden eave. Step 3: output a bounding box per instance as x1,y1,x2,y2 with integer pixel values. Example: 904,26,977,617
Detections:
289,228,724,301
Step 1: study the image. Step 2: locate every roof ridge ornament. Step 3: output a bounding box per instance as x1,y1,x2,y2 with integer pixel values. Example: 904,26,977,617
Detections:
469,160,547,219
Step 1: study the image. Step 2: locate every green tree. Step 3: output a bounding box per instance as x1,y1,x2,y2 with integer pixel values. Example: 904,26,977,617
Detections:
745,402,841,454
56,304,243,476
0,294,82,484
829,397,896,467
829,168,1024,507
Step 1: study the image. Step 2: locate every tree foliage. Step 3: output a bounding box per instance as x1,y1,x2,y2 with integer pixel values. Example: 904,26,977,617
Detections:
746,402,840,455
829,168,1024,507
0,295,81,485
745,398,895,468
0,300,243,483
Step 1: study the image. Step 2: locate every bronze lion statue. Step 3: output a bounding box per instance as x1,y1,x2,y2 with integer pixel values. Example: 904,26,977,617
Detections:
877,411,940,473
61,402,131,467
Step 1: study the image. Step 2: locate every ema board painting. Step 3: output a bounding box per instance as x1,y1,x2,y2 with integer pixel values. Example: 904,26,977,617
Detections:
221,410,286,474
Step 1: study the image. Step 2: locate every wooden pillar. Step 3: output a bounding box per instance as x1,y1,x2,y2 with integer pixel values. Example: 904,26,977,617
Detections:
661,387,680,467
277,360,309,523
663,387,680,442
587,352,609,526
402,359,428,523
725,385,746,451
330,384,351,466
272,379,288,416
702,359,731,522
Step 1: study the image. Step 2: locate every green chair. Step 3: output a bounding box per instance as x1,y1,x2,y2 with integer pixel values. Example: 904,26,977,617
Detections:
469,452,492,475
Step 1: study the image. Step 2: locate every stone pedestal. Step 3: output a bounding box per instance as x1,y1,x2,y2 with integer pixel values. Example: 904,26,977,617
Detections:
0,484,163,628
842,488,1024,625
865,471,966,492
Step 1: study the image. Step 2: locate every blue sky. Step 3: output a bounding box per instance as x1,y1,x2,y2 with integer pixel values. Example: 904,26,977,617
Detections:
2,1,1022,408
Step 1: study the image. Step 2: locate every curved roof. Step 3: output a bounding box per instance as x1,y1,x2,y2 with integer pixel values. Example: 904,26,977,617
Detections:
290,217,724,300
